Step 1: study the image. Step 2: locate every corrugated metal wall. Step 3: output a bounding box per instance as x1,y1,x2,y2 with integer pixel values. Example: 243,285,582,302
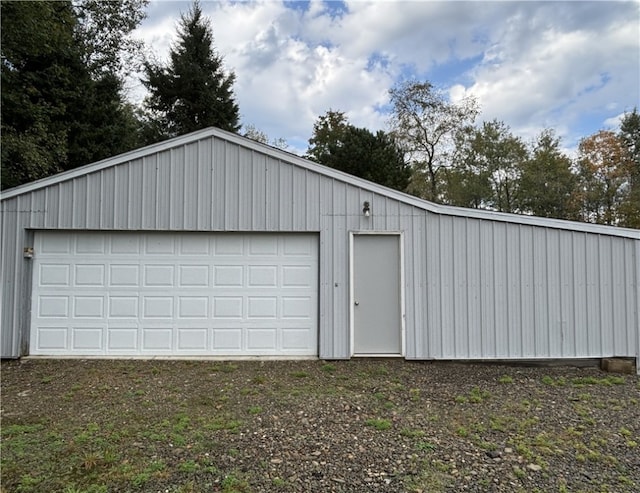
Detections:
1,130,639,364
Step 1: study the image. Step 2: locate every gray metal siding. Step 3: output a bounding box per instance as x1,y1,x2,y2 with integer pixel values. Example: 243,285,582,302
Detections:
1,129,639,364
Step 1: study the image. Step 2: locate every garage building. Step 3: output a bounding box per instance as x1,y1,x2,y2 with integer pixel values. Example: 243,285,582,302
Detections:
1,127,639,372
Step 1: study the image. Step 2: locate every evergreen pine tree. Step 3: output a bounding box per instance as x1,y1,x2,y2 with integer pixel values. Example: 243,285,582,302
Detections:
142,1,240,141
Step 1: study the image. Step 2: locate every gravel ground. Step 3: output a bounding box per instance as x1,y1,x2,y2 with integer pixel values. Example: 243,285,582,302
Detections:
1,358,639,493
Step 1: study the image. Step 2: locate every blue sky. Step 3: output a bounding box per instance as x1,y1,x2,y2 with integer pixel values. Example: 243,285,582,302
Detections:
131,0,640,155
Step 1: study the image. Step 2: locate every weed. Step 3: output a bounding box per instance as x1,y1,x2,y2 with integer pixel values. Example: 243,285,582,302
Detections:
291,371,309,378
415,440,437,451
626,440,638,448
248,406,262,415
253,375,266,384
499,375,514,384
272,477,287,487
619,427,632,437
131,472,150,487
455,395,468,404
513,466,526,479
365,418,392,431
321,363,337,373
178,460,200,473
409,388,421,400
456,426,469,437
400,428,425,438
221,472,251,492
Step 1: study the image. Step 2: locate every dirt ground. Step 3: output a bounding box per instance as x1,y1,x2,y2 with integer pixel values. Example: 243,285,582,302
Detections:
1,358,639,492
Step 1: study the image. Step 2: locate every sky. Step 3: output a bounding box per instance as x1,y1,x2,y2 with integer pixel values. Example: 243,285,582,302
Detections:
130,0,640,155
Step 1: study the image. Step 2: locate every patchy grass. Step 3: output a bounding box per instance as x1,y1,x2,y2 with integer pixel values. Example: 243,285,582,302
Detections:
1,359,638,493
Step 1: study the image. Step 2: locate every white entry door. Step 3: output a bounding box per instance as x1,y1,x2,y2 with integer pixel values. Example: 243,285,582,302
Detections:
351,234,403,356
30,232,318,357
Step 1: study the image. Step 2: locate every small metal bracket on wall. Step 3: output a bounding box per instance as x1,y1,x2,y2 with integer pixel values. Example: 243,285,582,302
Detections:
23,247,34,259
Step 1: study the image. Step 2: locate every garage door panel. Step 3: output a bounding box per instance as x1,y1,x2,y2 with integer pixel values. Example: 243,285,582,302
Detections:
75,264,105,286
213,328,243,350
76,235,106,254
73,296,104,318
38,296,69,317
31,232,318,356
177,328,208,350
39,264,70,286
36,327,69,350
72,327,104,350
179,265,209,286
107,327,138,351
110,264,140,286
214,266,243,286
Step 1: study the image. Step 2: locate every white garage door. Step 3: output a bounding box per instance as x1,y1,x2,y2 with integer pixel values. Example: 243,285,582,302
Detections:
30,232,318,357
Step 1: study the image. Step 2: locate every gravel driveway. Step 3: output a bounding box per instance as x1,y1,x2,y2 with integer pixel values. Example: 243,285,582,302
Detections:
1,359,638,492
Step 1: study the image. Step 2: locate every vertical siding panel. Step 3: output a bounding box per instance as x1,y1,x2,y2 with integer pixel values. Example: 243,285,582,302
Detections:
599,236,613,354
494,222,508,357
465,219,481,358
585,234,599,355
546,229,561,357
332,186,348,357
440,216,454,357
58,181,73,228
170,146,185,229
265,157,279,230
452,217,468,357
278,162,293,231
532,228,548,356
306,172,320,231
251,152,266,230
480,221,495,357
1,199,18,356
410,212,424,357
399,206,414,357
318,177,334,358
113,163,130,229
426,214,442,357
520,226,535,357
238,147,252,230
183,143,198,230
572,232,587,355
506,224,522,357
29,190,46,228
128,159,143,230
611,239,625,355
197,139,213,229
156,151,171,229
224,143,239,230
102,169,116,229
142,155,157,229
624,241,636,355
212,139,226,229
559,231,575,356
72,177,87,227
292,167,307,230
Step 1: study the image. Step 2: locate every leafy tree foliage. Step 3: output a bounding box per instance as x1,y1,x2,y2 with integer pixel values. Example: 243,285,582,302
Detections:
517,129,577,219
142,1,240,142
617,108,640,228
574,130,633,225
307,111,410,191
388,80,478,201
243,124,289,150
446,120,525,212
306,110,350,164
1,0,146,190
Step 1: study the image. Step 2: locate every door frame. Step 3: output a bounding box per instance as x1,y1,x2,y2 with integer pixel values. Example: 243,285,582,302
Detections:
349,231,405,357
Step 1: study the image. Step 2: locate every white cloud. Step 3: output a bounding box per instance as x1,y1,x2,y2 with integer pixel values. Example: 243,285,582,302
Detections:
132,0,640,154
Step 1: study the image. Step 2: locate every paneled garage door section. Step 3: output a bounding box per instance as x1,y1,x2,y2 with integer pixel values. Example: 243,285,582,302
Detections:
30,232,318,356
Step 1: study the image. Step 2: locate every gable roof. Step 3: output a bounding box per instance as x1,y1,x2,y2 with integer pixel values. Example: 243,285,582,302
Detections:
2,127,638,240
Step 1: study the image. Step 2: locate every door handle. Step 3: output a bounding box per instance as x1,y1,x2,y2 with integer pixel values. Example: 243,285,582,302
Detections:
354,301,359,306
